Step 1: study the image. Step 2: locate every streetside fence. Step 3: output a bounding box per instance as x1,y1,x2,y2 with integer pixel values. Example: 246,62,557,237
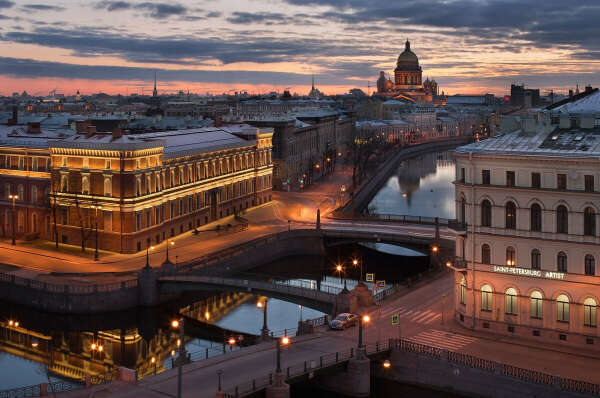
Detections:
0,367,118,398
391,338,600,396
222,338,600,398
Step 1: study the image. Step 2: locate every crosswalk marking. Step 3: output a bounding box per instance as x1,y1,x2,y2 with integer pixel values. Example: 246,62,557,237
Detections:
380,306,444,325
407,329,478,351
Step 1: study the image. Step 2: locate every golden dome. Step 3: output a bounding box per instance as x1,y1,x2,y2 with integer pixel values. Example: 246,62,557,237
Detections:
396,40,420,70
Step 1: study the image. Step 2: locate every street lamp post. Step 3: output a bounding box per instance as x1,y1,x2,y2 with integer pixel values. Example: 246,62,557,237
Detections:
357,314,370,359
91,204,102,261
171,318,186,398
352,258,363,282
257,299,269,340
8,194,17,245
276,336,290,374
216,369,223,392
336,264,344,284
145,244,154,268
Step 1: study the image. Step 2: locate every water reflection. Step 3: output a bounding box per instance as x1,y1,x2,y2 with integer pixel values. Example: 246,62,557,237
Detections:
0,249,426,390
368,151,455,218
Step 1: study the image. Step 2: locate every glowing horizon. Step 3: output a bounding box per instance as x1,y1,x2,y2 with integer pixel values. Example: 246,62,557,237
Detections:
1,0,600,97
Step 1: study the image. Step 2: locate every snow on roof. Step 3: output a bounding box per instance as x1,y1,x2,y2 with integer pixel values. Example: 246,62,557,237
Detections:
446,96,486,105
553,90,600,114
456,127,600,158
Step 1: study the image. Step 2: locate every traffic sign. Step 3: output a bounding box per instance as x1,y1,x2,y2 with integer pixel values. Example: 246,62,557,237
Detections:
391,314,399,326
377,280,385,289
365,273,374,282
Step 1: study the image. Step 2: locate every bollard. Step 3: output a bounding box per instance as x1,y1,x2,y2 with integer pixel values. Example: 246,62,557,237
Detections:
336,352,338,362
206,348,209,359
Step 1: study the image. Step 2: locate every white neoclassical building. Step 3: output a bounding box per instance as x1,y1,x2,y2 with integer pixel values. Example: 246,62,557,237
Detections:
451,92,600,349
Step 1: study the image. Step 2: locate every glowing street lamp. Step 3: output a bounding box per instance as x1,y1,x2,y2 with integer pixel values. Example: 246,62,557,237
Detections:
276,335,290,374
171,318,186,398
257,298,269,340
8,194,18,245
383,359,391,369
357,314,370,358
431,245,439,254
335,264,344,284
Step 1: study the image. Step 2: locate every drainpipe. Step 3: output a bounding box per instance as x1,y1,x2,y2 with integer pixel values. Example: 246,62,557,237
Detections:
470,151,476,329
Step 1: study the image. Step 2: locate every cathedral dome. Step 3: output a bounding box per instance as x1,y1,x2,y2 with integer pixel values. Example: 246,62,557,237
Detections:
395,40,420,71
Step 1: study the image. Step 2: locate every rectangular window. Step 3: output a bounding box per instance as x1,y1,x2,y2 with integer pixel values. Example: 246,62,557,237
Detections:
136,212,142,231
5,155,10,169
18,157,24,170
482,170,490,185
145,209,151,228
170,201,175,218
459,167,465,183
46,158,51,171
32,158,38,171
506,171,515,187
557,174,567,190
531,297,543,319
505,294,517,315
179,198,184,214
481,291,492,311
460,284,466,305
584,304,597,327
106,159,111,169
557,301,569,322
585,175,594,192
531,172,541,188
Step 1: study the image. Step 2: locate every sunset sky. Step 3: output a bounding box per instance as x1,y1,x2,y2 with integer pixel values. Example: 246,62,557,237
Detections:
1,0,600,96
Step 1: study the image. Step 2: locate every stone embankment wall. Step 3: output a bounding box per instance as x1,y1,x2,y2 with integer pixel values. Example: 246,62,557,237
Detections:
0,273,138,313
377,343,597,398
341,136,472,215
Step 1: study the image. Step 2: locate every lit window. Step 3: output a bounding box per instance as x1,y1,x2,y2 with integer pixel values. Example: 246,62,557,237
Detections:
481,284,492,311
557,294,570,322
505,288,517,315
506,246,516,266
505,202,516,229
530,291,543,319
584,298,597,327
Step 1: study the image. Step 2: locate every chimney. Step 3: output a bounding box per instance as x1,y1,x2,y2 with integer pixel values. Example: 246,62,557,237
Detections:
559,116,570,129
86,125,97,137
7,105,18,125
581,116,594,129
27,122,42,134
76,120,91,134
112,128,122,139
568,89,573,98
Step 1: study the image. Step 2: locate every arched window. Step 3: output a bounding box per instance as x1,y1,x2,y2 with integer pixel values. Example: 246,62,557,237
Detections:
506,246,516,266
584,207,596,236
81,176,89,195
505,288,518,315
557,251,568,273
481,200,492,227
585,255,595,276
556,205,568,234
557,294,570,322
530,204,542,232
481,284,492,311
584,298,597,327
530,291,543,318
460,276,467,305
505,201,516,229
531,249,541,270
18,184,24,201
481,244,491,264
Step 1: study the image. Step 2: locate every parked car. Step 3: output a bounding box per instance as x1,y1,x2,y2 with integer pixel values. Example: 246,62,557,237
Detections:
328,313,359,330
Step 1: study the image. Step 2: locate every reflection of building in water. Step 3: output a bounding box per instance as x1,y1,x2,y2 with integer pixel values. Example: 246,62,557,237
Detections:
393,152,454,206
0,292,249,382
180,292,252,323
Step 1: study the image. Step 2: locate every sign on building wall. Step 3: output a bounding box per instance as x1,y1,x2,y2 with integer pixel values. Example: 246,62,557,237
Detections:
492,266,565,280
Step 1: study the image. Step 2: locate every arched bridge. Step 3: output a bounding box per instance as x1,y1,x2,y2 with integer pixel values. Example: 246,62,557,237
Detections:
159,275,343,313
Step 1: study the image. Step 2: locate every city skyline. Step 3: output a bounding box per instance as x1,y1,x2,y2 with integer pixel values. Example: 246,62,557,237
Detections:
1,0,600,96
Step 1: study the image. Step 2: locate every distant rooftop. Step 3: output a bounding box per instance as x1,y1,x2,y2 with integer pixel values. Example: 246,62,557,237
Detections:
550,89,600,114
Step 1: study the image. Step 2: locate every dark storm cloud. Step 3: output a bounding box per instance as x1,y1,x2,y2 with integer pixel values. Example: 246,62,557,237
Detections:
0,56,353,85
95,1,131,11
22,4,65,11
206,11,222,18
95,1,188,19
286,0,600,59
0,27,373,64
226,11,317,25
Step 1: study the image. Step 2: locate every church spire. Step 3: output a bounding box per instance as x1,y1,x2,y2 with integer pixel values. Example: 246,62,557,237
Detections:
405,39,410,51
312,74,315,90
153,72,158,97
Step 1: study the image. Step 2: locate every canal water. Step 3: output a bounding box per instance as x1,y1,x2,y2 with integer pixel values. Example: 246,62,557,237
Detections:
0,150,457,392
367,151,455,219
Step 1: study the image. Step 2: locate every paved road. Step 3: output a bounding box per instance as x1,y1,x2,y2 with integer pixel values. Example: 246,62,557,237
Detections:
61,272,600,397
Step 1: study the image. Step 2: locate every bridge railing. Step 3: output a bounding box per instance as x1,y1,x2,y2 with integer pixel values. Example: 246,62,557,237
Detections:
0,272,138,295
225,340,391,397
